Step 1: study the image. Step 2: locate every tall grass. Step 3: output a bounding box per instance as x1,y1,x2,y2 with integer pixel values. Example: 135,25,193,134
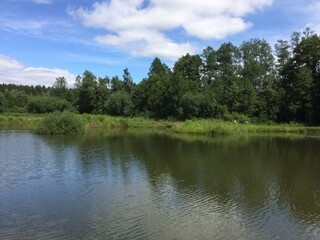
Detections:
0,113,42,128
175,119,320,136
1,112,320,137
81,114,175,130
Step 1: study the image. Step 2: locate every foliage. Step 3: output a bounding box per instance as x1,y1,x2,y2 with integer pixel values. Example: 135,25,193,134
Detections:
76,70,97,114
123,67,134,94
35,111,85,134
106,91,133,117
276,29,320,124
180,92,226,119
0,113,42,128
132,58,173,119
3,90,29,112
51,77,68,99
111,75,123,93
94,77,110,114
3,113,320,137
223,112,250,124
173,53,202,92
2,28,320,126
27,96,74,114
0,91,6,113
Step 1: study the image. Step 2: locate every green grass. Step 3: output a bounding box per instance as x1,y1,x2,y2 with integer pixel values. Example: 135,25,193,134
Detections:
1,112,320,137
0,113,42,128
174,119,320,136
81,114,175,130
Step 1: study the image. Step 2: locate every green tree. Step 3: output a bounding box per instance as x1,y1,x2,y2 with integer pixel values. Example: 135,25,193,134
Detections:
28,96,74,113
132,74,170,118
215,43,241,112
106,91,133,117
173,53,202,92
76,71,97,114
149,57,165,76
293,67,313,122
123,68,134,94
4,90,29,112
240,38,277,120
94,76,110,114
149,57,172,79
180,91,225,119
293,33,320,123
276,29,320,123
275,39,293,122
133,58,173,118
200,46,218,87
0,91,6,113
51,76,68,99
111,75,123,93
237,78,258,117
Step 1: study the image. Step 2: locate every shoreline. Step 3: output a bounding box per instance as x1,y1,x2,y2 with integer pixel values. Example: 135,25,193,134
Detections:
1,113,320,137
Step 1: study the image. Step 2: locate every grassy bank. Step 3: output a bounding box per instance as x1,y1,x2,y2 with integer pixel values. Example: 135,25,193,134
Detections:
0,113,42,129
1,113,320,137
174,119,320,136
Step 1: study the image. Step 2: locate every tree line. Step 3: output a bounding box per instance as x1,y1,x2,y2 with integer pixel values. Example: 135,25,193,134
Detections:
0,28,319,124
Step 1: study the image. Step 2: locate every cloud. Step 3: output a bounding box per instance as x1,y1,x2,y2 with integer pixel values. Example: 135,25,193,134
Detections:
0,17,73,36
0,16,87,44
0,55,76,86
70,0,273,59
32,0,52,4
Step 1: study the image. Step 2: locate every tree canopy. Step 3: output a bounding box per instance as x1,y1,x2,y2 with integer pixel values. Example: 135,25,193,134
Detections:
1,28,319,125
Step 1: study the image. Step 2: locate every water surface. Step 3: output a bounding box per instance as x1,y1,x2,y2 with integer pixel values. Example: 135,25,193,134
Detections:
1,130,320,239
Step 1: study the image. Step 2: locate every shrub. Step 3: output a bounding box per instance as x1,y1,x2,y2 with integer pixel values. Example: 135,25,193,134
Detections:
0,92,6,113
28,96,75,114
4,90,29,110
223,112,250,124
180,92,202,119
35,111,85,134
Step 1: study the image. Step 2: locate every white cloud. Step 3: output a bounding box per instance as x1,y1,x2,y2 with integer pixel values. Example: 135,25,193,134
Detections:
95,29,196,59
0,55,76,86
70,0,273,59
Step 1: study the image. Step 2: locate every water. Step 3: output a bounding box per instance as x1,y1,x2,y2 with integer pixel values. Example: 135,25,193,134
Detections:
1,130,320,240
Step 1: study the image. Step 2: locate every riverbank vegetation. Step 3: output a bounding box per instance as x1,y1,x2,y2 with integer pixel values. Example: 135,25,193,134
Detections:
1,113,320,137
35,111,85,135
1,28,320,135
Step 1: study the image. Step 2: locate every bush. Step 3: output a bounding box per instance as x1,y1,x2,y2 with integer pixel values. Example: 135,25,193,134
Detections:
35,111,85,134
4,90,29,110
28,96,75,114
0,92,6,113
180,92,202,119
223,112,250,124
106,91,133,117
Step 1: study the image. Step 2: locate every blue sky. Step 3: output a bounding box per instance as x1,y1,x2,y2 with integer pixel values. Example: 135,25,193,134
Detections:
0,0,319,86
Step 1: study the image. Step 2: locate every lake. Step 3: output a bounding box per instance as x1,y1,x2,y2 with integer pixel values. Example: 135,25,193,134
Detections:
1,130,320,239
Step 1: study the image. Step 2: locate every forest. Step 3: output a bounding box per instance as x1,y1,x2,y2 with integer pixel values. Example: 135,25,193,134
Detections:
0,28,320,125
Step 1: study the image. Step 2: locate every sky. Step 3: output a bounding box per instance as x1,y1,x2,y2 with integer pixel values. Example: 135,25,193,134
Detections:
0,0,319,86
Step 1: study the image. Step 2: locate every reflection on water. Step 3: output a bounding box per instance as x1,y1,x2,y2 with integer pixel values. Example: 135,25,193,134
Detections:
1,130,320,239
